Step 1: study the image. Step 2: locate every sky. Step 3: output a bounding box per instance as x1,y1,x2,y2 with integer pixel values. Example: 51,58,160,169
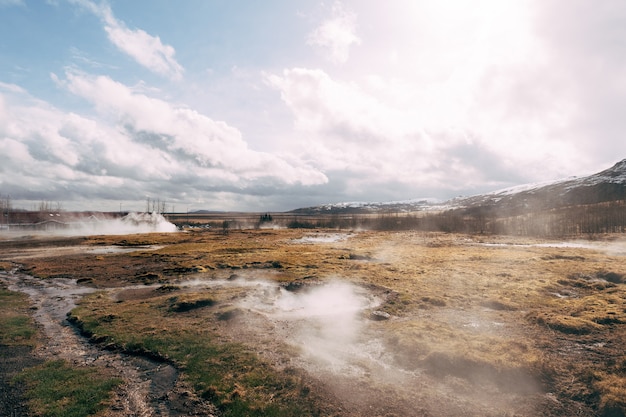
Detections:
1,0,626,212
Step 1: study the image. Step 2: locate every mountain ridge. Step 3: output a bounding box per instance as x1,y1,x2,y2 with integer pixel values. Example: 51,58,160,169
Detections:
290,159,626,215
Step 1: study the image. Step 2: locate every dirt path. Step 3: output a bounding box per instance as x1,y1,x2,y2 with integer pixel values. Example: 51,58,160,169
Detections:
0,268,215,417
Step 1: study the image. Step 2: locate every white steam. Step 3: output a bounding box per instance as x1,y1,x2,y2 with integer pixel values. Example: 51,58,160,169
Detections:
238,280,380,373
70,212,178,235
9,212,177,237
176,277,393,378
109,212,178,234
275,282,371,369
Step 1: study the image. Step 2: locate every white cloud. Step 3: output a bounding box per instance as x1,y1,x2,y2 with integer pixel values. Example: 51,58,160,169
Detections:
0,87,172,195
0,0,24,7
103,19,184,81
59,70,326,185
260,0,626,198
70,0,184,80
267,60,587,194
0,73,327,208
307,2,360,64
268,68,451,187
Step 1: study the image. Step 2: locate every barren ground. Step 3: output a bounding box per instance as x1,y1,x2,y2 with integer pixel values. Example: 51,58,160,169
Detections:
0,229,624,416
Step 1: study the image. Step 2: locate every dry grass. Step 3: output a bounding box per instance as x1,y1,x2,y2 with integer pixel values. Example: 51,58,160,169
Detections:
7,229,626,416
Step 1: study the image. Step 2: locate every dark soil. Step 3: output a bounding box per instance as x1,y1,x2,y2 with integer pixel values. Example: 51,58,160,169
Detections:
0,345,42,417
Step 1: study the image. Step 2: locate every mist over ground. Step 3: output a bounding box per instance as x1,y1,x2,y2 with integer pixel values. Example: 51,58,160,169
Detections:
1,212,177,238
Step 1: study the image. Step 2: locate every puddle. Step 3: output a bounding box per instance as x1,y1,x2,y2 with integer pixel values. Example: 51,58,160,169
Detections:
291,233,353,244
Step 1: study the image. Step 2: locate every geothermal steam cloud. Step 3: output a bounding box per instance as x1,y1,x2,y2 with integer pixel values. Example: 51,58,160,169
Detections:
23,212,178,236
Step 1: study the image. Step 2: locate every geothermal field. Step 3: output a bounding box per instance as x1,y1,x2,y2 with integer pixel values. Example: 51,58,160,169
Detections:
1,222,625,416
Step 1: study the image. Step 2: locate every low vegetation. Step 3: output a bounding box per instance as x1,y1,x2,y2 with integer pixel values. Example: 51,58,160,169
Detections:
14,360,122,417
2,228,625,416
0,281,122,417
0,287,37,346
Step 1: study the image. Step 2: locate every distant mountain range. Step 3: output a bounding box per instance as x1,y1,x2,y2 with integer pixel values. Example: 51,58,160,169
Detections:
291,159,626,215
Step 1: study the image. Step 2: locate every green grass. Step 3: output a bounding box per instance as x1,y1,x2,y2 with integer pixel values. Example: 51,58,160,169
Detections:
0,316,37,344
0,287,37,346
14,360,122,417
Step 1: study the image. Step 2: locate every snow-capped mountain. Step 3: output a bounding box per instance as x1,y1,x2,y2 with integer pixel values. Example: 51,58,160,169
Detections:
451,159,626,215
289,198,441,214
292,159,626,215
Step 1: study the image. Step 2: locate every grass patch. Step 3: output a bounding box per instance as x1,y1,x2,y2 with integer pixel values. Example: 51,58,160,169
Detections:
0,287,38,346
386,318,547,387
14,360,121,417
597,271,625,284
594,373,626,417
418,350,542,393
0,316,37,344
529,312,603,334
69,291,318,416
168,295,216,312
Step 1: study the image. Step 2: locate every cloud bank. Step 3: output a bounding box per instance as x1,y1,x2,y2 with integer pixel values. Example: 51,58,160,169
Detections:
0,73,327,210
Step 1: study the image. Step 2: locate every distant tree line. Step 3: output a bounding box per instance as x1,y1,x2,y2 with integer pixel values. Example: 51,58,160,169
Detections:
285,200,626,237
5,195,625,238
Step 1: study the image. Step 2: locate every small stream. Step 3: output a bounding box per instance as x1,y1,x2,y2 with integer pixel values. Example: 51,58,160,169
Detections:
0,268,193,417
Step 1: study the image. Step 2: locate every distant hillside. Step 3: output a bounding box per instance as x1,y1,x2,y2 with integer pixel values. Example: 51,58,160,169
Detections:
449,159,626,215
293,159,626,216
289,198,439,215
290,159,626,236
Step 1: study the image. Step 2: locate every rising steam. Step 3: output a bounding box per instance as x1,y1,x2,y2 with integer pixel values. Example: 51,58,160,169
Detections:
110,212,178,234
235,279,381,374
9,212,178,236
68,212,178,235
